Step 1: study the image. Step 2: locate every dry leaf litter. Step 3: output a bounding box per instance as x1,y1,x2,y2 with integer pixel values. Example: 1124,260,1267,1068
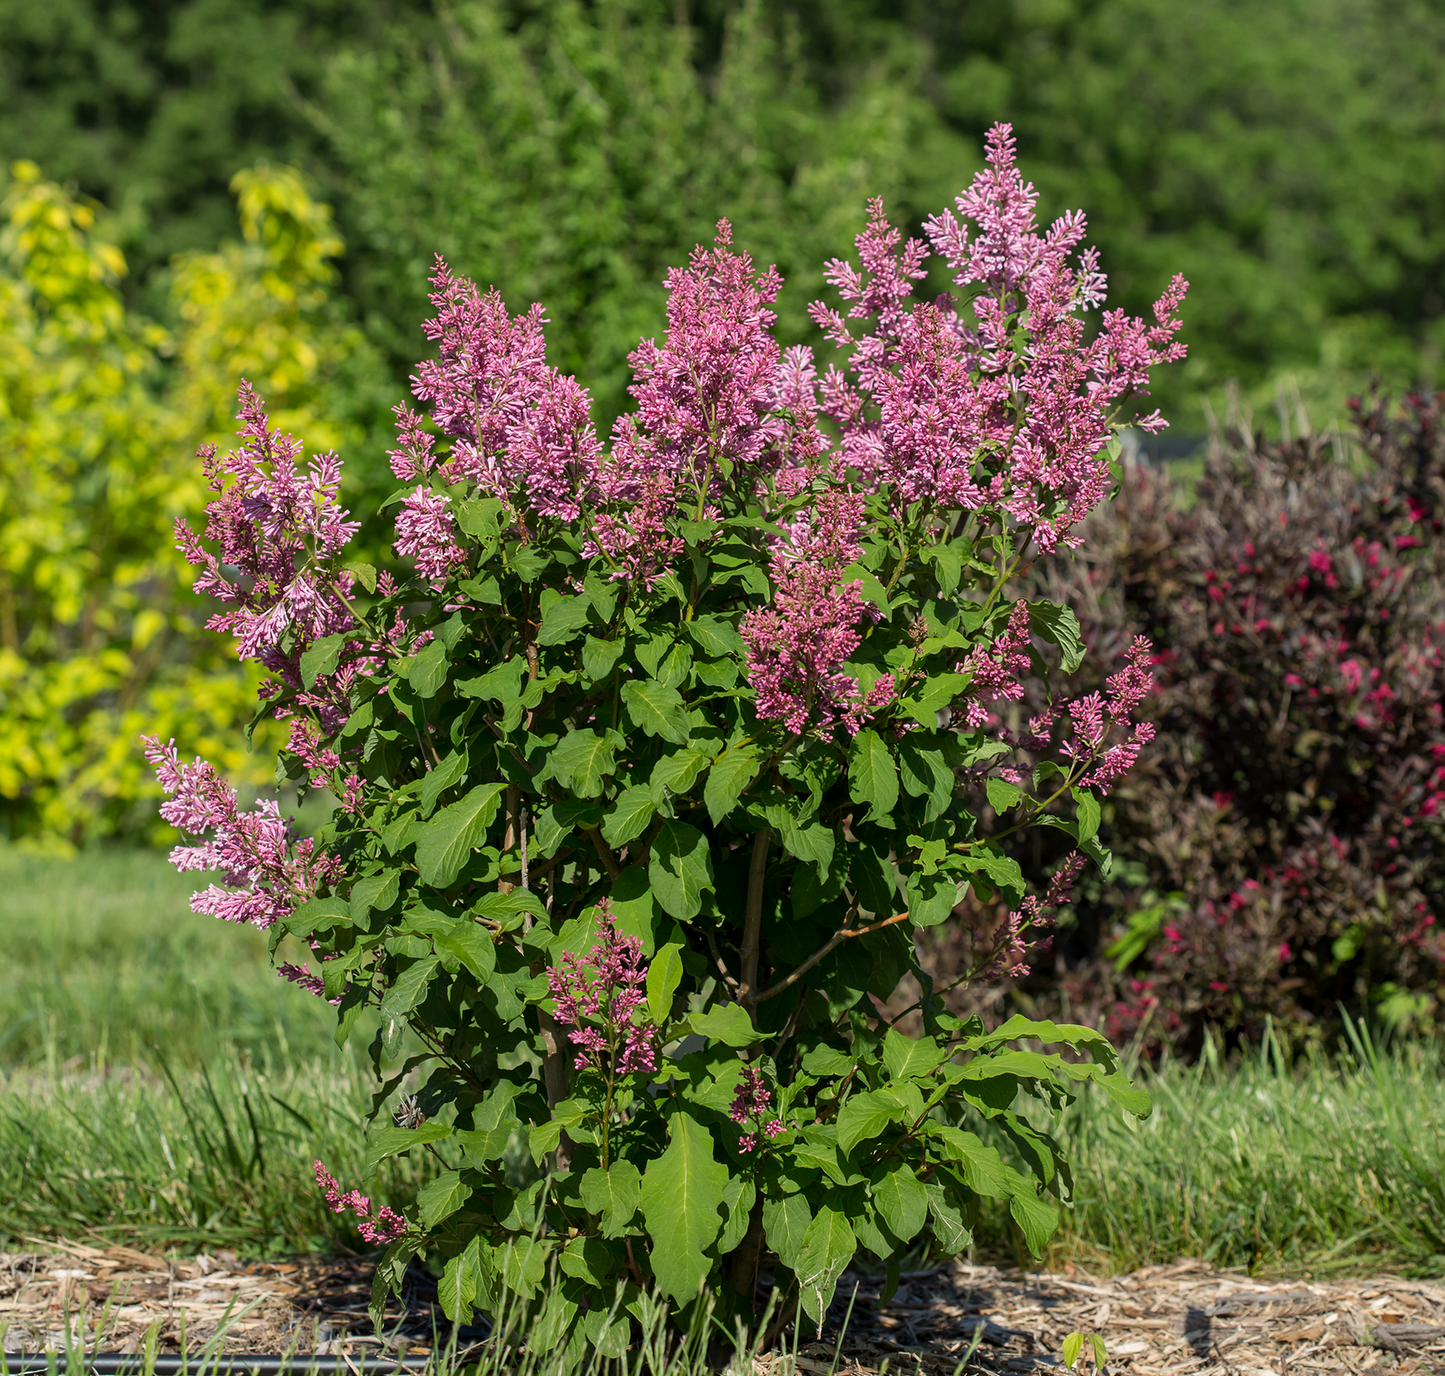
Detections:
2,1244,1442,1374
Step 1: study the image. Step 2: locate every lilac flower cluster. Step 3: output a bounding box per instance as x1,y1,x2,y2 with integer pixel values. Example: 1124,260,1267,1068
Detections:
810,123,1187,554
174,384,361,732
143,736,341,932
314,1161,408,1245
986,850,1088,980
740,490,896,737
960,600,1035,728
546,905,656,1074
729,1066,784,1154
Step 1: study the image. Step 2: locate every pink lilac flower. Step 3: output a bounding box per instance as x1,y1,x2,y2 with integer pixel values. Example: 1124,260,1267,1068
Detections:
144,736,343,931
809,122,1187,552
984,850,1087,980
960,600,1035,727
546,902,656,1074
729,1065,785,1153
278,962,343,1005
605,221,787,502
314,1161,408,1245
394,487,467,588
173,385,362,732
740,489,896,736
398,258,602,525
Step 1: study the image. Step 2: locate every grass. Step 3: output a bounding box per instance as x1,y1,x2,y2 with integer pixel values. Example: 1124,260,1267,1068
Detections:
0,846,354,1070
2,846,1443,1279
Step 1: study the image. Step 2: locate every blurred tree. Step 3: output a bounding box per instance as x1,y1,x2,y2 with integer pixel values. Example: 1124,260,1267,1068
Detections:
0,161,384,847
789,0,1445,428
315,0,968,428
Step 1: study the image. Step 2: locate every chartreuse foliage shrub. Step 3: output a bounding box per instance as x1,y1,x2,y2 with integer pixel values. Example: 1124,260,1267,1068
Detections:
146,126,1184,1348
0,159,381,847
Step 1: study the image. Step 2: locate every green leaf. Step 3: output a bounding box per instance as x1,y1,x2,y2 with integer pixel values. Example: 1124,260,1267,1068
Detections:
762,1193,812,1270
581,1161,641,1239
639,1112,728,1304
881,1027,949,1081
300,632,347,688
649,747,709,804
416,783,505,887
347,562,378,594
703,743,761,824
406,638,449,698
849,729,899,818
548,729,615,798
437,1243,478,1324
364,1121,453,1176
1029,602,1085,673
378,955,438,1034
621,679,690,744
582,635,625,682
509,544,550,582
898,741,954,819
987,777,1027,812
649,820,714,920
871,1163,928,1243
418,1170,469,1230
781,819,835,870
1063,1334,1084,1371
690,1002,768,1047
925,1183,972,1256
1009,1185,1060,1258
796,1206,857,1327
1071,786,1101,843
836,1089,903,1155
930,1128,1011,1197
534,798,603,858
537,593,593,646
602,786,656,847
684,615,743,657
906,868,962,927
457,658,526,705
647,943,684,1025
718,1177,757,1254
960,848,1026,905
434,923,496,982
921,543,964,594
419,749,468,817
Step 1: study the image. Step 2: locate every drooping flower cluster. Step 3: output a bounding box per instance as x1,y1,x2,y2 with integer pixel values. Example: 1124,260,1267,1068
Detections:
811,122,1187,552
546,906,656,1074
729,1066,785,1153
740,490,896,737
173,384,361,731
143,736,341,930
986,849,1087,980
314,1161,408,1245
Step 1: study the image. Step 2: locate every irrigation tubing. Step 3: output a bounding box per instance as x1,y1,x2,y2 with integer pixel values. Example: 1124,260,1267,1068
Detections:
0,1357,437,1375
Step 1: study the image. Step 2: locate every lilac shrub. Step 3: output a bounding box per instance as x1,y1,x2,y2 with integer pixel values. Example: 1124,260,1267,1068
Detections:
147,125,1184,1345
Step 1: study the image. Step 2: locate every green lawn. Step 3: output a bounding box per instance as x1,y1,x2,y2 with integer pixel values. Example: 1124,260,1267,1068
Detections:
2,847,1442,1275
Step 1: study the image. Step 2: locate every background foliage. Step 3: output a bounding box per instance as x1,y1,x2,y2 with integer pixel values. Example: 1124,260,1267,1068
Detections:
3,0,1443,432
0,160,382,846
919,394,1445,1056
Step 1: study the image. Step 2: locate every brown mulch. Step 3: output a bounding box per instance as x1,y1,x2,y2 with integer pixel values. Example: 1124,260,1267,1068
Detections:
3,1243,1444,1374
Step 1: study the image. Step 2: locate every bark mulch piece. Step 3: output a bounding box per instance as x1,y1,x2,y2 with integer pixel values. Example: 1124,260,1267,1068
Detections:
4,1244,1443,1373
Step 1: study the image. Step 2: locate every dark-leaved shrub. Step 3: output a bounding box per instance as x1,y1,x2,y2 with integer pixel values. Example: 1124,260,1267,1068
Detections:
931,392,1445,1055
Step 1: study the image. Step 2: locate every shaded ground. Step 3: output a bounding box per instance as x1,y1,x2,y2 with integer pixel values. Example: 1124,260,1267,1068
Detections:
3,1244,1443,1374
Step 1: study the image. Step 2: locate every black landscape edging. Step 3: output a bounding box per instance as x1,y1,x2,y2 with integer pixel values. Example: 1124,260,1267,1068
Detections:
0,1358,437,1375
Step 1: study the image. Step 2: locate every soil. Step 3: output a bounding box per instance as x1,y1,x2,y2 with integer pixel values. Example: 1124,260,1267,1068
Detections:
2,1243,1443,1375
